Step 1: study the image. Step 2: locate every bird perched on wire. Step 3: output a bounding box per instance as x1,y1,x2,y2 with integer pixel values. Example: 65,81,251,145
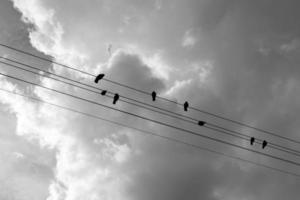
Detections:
113,93,119,104
262,140,268,149
151,91,157,101
250,137,255,145
198,121,206,126
183,101,189,111
101,90,107,96
95,73,105,83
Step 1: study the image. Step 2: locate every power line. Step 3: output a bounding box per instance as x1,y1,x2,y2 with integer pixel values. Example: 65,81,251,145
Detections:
0,87,299,179
1,43,299,145
205,123,300,157
1,72,300,167
2,58,300,157
205,124,300,157
0,57,196,122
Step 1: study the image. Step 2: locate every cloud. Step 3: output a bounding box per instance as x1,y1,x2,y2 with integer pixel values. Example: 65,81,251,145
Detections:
165,79,192,97
2,0,300,199
12,0,63,55
182,29,198,48
280,39,300,53
6,1,171,199
0,80,54,200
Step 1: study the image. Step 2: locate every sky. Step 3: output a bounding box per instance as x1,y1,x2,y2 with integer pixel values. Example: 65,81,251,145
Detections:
0,0,300,199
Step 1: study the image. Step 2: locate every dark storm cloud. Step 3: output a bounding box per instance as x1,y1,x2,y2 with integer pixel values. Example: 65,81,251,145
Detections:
106,51,165,93
122,1,300,199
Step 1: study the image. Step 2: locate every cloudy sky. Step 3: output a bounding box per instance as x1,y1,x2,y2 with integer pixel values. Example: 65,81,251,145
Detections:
0,0,300,199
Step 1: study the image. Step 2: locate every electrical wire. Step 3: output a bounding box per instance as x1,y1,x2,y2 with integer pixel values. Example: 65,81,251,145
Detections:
1,58,300,157
1,43,299,145
0,87,299,179
1,72,300,167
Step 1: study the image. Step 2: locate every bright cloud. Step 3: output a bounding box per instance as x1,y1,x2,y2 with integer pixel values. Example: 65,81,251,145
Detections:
1,0,300,200
182,29,198,48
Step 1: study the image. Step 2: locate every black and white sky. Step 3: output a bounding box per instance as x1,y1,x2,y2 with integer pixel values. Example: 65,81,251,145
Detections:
0,0,300,199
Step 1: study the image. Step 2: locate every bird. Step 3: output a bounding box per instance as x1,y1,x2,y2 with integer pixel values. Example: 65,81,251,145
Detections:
94,74,105,83
101,90,107,95
113,93,119,104
250,137,255,145
151,91,156,101
183,101,189,111
262,140,268,149
198,121,206,126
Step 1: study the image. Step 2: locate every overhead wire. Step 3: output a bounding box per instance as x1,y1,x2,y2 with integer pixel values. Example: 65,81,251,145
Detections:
1,58,300,157
0,87,299,179
1,43,300,145
1,72,300,167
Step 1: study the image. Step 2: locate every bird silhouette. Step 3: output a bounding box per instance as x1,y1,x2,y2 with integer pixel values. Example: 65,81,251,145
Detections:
183,101,189,111
262,140,268,149
198,121,206,126
250,137,255,145
101,90,107,95
95,74,105,83
151,91,156,101
113,93,119,104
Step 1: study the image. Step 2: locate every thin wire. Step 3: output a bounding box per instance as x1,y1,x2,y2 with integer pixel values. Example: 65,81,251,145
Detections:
0,87,299,179
1,72,300,167
205,125,300,157
0,57,197,121
0,59,198,123
1,43,299,145
205,123,300,156
2,58,300,157
0,44,92,76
